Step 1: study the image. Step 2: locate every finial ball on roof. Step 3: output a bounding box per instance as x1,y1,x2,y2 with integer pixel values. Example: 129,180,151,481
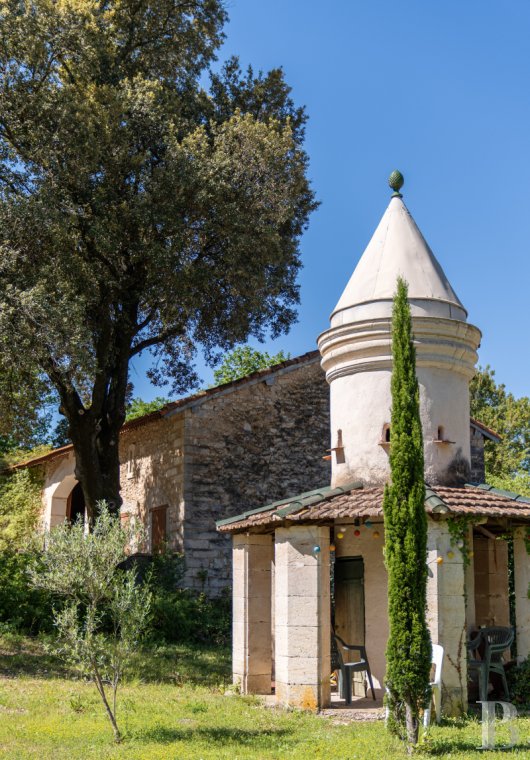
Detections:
388,170,404,194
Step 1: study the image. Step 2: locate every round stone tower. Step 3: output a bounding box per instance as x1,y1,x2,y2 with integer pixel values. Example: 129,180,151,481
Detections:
318,173,481,487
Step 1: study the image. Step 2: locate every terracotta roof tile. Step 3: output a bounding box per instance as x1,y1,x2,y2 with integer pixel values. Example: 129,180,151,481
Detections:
217,483,530,533
469,418,501,442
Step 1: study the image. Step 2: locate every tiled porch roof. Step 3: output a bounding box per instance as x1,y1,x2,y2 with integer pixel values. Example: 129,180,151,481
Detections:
217,482,530,533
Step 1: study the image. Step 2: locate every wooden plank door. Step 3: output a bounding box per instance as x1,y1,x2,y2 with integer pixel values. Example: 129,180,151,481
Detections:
334,557,365,696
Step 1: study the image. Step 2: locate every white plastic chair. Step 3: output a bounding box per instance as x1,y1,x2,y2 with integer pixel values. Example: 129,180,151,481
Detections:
424,643,444,727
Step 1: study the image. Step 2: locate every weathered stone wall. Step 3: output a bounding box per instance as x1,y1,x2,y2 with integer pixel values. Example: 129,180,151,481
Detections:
470,426,485,483
120,414,185,552
182,358,330,593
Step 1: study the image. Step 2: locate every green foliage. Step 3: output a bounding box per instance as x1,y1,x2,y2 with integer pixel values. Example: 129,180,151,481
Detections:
212,346,291,385
447,516,475,568
29,506,152,742
0,444,53,469
0,466,44,549
0,466,57,634
145,546,230,646
0,358,53,451
148,546,186,591
125,396,170,422
470,366,530,479
383,278,431,747
487,472,530,497
150,588,231,647
506,658,530,708
0,549,56,634
0,0,317,515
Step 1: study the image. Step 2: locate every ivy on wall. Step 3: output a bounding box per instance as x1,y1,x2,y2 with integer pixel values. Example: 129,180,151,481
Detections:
0,467,44,550
447,516,475,568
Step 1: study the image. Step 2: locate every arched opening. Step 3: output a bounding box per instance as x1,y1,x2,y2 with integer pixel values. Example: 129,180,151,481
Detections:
49,474,86,529
67,482,86,525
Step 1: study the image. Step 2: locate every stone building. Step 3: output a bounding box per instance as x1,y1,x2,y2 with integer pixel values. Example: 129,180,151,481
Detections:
18,350,494,596
17,352,331,595
219,177,530,714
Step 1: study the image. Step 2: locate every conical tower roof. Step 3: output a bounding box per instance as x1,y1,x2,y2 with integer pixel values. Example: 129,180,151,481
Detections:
331,182,467,326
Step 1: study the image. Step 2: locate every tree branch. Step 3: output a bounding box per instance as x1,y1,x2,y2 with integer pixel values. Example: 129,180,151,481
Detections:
129,326,181,357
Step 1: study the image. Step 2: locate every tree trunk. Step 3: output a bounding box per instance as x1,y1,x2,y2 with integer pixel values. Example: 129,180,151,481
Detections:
405,702,419,751
70,415,123,520
93,666,121,743
52,326,132,521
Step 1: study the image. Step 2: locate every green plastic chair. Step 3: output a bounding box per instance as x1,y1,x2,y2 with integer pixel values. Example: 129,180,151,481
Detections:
467,626,514,702
332,632,376,703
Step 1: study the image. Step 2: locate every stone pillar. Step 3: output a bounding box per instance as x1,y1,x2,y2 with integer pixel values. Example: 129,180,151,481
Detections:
464,525,476,630
274,525,331,710
426,519,468,715
513,527,530,661
232,533,273,694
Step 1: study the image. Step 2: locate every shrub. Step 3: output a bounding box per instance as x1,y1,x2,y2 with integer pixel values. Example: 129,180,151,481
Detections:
150,588,231,647
507,658,530,709
0,467,43,550
0,548,56,634
138,545,230,647
29,507,152,743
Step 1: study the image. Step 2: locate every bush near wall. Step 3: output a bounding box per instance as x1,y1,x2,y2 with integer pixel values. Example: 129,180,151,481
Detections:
0,467,43,550
0,467,57,634
0,550,56,634
507,659,530,709
147,548,231,646
150,588,231,646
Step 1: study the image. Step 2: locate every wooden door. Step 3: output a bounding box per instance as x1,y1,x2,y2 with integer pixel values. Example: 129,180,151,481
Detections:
151,505,168,551
334,557,365,696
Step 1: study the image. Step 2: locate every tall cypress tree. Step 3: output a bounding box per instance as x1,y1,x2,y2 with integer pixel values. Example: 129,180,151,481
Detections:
384,277,431,748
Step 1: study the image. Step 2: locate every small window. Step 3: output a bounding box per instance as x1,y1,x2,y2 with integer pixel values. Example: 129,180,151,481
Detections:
151,505,168,552
379,424,391,447
437,426,444,441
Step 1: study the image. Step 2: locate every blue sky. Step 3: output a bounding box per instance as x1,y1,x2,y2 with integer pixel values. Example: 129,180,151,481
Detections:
131,0,530,400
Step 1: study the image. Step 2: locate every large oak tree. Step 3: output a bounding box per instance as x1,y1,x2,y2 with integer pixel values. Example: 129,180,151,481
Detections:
0,0,317,517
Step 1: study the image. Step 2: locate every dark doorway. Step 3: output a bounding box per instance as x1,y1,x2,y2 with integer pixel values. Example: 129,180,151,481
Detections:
67,482,86,525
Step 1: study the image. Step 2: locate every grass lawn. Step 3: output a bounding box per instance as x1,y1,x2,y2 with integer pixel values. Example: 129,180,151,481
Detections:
0,635,528,759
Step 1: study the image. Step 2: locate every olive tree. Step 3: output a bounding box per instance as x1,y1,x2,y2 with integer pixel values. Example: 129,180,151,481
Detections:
29,507,151,742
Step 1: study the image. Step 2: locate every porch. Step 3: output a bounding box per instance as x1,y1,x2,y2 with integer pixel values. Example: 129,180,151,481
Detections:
219,482,530,715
